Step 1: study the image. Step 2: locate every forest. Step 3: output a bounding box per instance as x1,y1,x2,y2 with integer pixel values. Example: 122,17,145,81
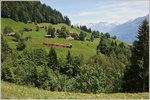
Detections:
1,1,71,25
1,1,149,97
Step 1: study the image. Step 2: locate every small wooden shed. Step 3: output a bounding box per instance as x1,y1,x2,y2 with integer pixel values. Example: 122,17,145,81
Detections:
7,32,15,36
66,35,74,40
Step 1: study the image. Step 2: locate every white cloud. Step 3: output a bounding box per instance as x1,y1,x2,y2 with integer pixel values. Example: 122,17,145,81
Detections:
72,0,149,24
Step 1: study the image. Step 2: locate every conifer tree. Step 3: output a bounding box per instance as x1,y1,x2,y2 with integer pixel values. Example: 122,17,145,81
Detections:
123,20,149,92
66,50,72,64
47,47,58,71
47,25,55,38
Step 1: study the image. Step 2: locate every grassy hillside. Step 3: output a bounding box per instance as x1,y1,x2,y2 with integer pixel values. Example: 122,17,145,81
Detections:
2,18,127,60
1,81,149,99
1,18,99,60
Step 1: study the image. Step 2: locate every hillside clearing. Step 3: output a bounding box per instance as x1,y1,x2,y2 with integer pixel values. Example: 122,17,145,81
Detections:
1,18,100,60
1,81,149,99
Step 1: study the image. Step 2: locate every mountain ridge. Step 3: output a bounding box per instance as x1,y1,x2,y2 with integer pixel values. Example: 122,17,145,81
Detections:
86,14,149,44
110,14,149,44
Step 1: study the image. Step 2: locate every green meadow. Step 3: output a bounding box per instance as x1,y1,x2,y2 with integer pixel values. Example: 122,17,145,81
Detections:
2,81,149,99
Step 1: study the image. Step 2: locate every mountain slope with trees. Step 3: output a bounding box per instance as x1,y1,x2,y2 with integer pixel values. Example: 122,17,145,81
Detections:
1,1,71,25
1,1,149,99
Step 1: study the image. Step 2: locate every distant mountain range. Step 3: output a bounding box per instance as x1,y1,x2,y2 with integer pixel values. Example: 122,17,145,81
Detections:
87,14,149,44
86,22,119,33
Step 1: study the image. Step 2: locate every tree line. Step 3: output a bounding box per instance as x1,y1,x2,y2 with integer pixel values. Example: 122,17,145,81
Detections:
1,1,71,25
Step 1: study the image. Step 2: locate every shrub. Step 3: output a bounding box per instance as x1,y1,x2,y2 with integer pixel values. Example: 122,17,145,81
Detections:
16,39,26,51
2,65,15,83
3,26,14,34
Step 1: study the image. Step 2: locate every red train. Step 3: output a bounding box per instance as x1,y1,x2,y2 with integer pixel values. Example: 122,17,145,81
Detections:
43,42,72,48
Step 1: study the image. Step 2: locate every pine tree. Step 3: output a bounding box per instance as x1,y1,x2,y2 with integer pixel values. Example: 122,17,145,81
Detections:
1,35,12,62
47,25,55,38
47,47,58,71
2,67,15,83
90,34,94,42
58,26,67,38
123,20,149,92
66,50,72,64
79,31,86,41
97,37,108,55
64,16,71,25
35,26,40,31
16,39,26,51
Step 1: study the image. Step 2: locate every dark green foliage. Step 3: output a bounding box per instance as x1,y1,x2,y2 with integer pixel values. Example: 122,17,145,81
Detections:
58,26,67,38
123,20,149,92
119,42,125,48
60,51,81,78
79,25,91,33
97,37,109,55
66,51,72,63
16,39,26,51
71,33,78,40
75,64,108,93
3,26,14,34
90,34,94,42
52,28,55,38
55,74,75,91
112,35,117,39
2,65,15,83
47,26,52,35
92,31,100,38
47,25,55,38
100,32,111,39
47,47,58,71
18,48,47,66
1,35,12,53
105,33,110,38
71,25,73,28
1,35,13,64
1,1,71,25
79,31,86,41
45,26,47,31
64,16,71,25
31,66,56,90
35,26,40,31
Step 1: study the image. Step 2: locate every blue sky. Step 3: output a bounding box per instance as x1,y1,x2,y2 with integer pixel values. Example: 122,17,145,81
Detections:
40,0,149,25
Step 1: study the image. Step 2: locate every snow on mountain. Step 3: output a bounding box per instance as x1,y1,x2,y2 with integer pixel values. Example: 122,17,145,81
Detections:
109,14,149,44
86,22,119,33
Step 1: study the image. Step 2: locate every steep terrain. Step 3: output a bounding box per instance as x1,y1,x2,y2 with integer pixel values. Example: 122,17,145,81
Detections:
110,14,149,44
1,18,99,60
87,15,149,44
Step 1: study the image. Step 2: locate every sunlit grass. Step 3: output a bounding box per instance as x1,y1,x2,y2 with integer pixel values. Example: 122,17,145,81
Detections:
1,81,149,99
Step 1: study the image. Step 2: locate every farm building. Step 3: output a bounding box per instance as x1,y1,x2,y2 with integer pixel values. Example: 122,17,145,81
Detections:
7,32,15,36
66,35,74,40
44,35,51,38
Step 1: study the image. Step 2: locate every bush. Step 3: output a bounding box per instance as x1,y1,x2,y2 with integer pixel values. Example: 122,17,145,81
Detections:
71,33,78,40
79,31,86,41
3,26,14,34
35,26,40,31
47,47,59,71
16,39,26,51
75,64,108,93
2,64,15,83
